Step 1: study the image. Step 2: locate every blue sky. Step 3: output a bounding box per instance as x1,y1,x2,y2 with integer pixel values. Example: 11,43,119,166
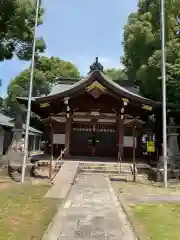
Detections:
0,0,138,97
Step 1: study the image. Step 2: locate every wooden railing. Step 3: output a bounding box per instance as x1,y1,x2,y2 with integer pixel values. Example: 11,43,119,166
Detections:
50,148,66,183
118,150,122,173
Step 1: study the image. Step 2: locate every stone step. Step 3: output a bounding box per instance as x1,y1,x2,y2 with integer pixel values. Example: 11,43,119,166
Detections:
78,162,132,176
80,168,132,175
110,173,149,182
80,164,129,168
80,169,119,174
109,175,132,182
79,163,130,166
79,163,130,168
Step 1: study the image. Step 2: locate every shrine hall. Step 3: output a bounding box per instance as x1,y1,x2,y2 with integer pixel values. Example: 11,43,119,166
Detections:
17,58,161,161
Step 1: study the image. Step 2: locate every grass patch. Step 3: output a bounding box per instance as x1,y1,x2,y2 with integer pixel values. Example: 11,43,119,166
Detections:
111,179,180,239
112,181,180,195
0,181,60,240
131,204,180,240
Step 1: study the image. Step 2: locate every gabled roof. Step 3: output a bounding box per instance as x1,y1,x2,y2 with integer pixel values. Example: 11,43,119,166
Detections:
20,70,157,106
47,77,141,97
17,55,159,108
124,118,145,127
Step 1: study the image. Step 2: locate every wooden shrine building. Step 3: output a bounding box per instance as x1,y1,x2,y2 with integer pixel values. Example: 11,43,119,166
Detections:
17,58,160,161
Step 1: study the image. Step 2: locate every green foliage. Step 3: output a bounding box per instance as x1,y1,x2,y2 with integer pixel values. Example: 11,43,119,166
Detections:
0,0,46,61
104,68,128,83
4,56,80,117
34,56,80,82
122,0,180,103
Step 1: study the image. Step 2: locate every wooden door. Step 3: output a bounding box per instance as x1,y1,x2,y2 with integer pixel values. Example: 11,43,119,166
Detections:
94,123,117,158
70,122,93,156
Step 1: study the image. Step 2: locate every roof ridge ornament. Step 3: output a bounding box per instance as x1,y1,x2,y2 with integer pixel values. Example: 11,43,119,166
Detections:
89,57,104,73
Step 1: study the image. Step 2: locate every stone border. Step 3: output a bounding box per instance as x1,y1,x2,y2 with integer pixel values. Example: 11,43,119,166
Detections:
42,182,76,240
117,194,142,240
42,163,79,239
106,177,140,240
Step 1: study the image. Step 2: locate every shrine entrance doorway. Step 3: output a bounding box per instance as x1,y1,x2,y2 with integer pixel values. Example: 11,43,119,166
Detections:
70,121,117,158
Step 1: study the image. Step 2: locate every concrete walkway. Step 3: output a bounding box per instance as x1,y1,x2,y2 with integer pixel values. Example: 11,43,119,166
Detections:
43,174,135,240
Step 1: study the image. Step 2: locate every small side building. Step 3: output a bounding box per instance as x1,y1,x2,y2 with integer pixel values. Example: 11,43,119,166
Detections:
0,113,42,163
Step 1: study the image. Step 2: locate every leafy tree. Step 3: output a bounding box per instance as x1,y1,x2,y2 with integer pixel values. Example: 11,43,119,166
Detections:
0,97,4,109
122,0,180,103
104,68,128,83
0,0,46,61
4,56,80,116
34,56,80,83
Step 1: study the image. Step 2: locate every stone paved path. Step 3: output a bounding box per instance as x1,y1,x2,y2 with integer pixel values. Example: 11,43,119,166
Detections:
43,174,135,240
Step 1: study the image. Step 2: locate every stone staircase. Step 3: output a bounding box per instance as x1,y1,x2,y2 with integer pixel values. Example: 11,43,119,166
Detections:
79,162,132,174
79,161,150,182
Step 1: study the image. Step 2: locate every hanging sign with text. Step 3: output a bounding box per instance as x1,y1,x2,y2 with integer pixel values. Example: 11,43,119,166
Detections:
147,141,155,152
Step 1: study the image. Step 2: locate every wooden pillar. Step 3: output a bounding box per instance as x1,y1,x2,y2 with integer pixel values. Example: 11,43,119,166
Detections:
33,135,36,151
118,115,124,160
39,136,41,150
133,125,136,182
64,114,72,157
49,124,54,179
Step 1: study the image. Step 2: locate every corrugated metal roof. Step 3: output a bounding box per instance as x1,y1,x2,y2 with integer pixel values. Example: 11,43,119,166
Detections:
0,112,42,134
0,121,14,128
22,124,42,134
0,113,14,128
0,113,13,122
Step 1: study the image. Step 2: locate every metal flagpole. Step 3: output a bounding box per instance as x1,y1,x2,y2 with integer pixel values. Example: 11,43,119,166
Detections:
160,0,168,188
21,0,41,183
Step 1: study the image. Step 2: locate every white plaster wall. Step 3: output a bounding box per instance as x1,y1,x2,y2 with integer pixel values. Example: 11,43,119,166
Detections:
124,136,137,148
53,134,65,144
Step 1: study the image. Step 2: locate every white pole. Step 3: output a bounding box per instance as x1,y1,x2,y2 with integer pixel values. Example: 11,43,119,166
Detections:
21,0,40,183
160,0,167,188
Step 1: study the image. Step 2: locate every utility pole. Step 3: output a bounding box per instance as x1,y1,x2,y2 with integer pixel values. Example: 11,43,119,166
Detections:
160,0,168,188
21,0,40,183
